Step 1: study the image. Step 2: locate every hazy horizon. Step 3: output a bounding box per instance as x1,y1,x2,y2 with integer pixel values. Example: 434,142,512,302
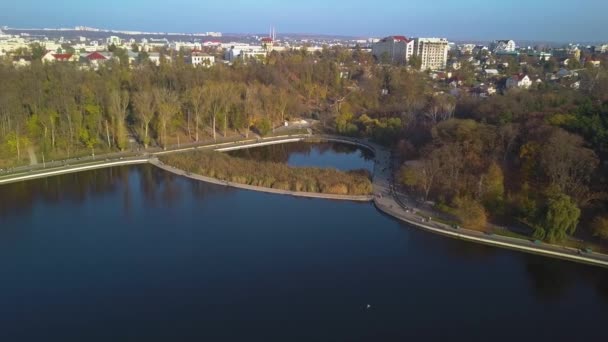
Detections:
1,0,607,42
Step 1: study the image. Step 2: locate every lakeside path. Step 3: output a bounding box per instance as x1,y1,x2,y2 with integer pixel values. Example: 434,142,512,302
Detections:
367,140,608,269
1,133,608,268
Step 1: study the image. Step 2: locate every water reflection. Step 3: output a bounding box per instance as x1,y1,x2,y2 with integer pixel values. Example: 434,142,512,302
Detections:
229,141,374,171
0,165,233,221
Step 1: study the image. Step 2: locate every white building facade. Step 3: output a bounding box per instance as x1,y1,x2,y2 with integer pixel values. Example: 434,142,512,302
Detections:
491,40,516,53
414,38,449,70
372,36,414,64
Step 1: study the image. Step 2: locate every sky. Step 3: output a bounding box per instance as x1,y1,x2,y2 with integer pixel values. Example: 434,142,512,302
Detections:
1,0,607,42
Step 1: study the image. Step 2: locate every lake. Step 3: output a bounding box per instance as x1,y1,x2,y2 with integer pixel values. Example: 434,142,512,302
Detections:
0,143,606,341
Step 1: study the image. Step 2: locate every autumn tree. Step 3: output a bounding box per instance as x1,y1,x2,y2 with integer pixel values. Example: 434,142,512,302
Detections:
107,90,129,150
132,90,155,148
454,196,488,231
153,88,180,149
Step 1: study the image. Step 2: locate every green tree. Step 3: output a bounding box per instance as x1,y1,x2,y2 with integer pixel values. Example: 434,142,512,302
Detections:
408,55,422,70
255,117,272,136
534,193,580,243
29,43,46,60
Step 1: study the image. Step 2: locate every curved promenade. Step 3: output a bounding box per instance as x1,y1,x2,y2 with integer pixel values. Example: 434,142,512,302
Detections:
1,134,607,268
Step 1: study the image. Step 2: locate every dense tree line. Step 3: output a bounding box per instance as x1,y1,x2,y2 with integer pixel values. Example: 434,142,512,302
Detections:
2,45,608,244
399,73,608,244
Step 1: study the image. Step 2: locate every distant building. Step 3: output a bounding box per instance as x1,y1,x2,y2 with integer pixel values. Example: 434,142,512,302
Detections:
224,46,267,62
106,36,121,46
595,44,608,53
12,56,32,68
188,50,215,67
459,44,477,55
552,47,581,61
484,69,500,77
41,51,76,63
490,40,516,53
371,36,415,64
148,52,162,66
506,74,532,89
414,38,449,70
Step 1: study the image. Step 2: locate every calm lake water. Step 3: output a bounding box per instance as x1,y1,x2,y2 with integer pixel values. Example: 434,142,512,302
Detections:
0,144,607,341
228,141,375,172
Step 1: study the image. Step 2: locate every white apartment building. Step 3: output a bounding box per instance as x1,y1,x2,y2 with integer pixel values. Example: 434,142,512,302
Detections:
189,51,215,67
106,36,122,46
491,40,516,53
372,36,414,64
414,38,449,70
224,45,267,62
170,41,202,51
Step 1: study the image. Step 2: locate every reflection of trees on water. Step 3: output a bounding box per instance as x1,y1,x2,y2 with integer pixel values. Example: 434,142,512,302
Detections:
524,256,608,303
0,165,235,221
0,166,131,220
524,257,577,301
229,141,374,164
138,164,233,208
405,224,608,303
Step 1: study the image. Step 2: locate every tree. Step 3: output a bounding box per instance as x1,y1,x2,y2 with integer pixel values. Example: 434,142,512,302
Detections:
408,55,422,70
132,90,155,148
400,150,443,201
187,86,205,142
539,128,598,205
29,43,46,60
108,90,129,150
5,131,30,161
592,216,608,240
255,117,272,136
454,197,488,231
481,162,505,214
153,88,180,149
534,193,580,243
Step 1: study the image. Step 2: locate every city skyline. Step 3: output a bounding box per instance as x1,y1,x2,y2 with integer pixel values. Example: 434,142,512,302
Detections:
1,0,607,42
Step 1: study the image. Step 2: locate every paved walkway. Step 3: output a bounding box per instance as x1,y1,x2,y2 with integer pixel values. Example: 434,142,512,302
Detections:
366,140,608,269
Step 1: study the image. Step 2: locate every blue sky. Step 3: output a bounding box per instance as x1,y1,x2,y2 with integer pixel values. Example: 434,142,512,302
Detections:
1,0,606,42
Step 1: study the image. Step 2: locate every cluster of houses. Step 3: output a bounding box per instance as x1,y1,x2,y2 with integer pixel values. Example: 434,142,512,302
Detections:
11,48,219,69
428,39,608,97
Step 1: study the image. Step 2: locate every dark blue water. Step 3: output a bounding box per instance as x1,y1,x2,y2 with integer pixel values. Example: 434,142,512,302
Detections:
0,155,606,341
229,141,375,172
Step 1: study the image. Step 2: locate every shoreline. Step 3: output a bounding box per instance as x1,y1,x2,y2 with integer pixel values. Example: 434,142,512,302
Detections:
1,134,608,268
150,158,373,202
